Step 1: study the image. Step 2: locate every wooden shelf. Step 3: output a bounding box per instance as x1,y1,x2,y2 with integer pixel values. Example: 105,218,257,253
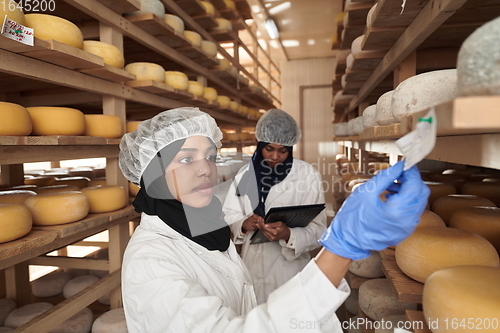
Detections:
219,8,239,20
192,13,219,29
381,260,424,304
96,0,140,13
379,248,396,261
345,271,371,289
79,64,136,83
221,140,257,148
406,310,432,333
125,79,194,99
0,136,121,145
209,29,238,42
361,123,403,140
176,45,220,67
174,0,206,16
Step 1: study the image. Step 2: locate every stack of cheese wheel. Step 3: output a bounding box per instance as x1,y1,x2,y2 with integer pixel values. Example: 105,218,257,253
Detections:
31,270,72,297
0,190,36,205
201,40,217,57
35,185,80,194
395,227,500,283
0,102,32,136
203,87,218,101
349,251,384,278
183,31,202,47
52,176,90,189
84,114,124,139
0,204,32,244
188,81,205,96
213,18,232,31
164,14,184,34
83,41,125,68
24,176,56,187
129,0,165,19
0,299,16,327
81,185,127,213
50,307,93,333
4,303,53,329
200,1,215,15
63,275,99,299
27,107,86,136
217,95,231,108
423,265,500,333
126,121,142,133
431,194,496,225
461,182,500,206
125,62,165,82
92,308,128,333
24,14,83,49
25,191,90,225
425,181,456,206
165,71,189,90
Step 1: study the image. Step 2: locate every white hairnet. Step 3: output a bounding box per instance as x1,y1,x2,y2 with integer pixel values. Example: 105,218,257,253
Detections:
255,109,301,146
119,107,222,185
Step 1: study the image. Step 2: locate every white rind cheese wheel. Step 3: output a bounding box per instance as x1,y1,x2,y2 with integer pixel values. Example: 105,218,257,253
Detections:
63,275,99,299
130,0,165,19
425,181,457,206
217,95,230,108
333,122,349,137
341,74,347,89
395,227,500,283
431,194,496,225
183,31,202,47
24,191,89,226
0,102,32,136
31,271,72,297
200,1,215,15
392,69,458,121
346,53,354,68
366,3,378,28
0,204,32,244
5,302,53,328
0,190,37,205
201,40,217,57
362,105,377,128
375,90,397,126
213,18,232,31
83,41,124,68
344,288,359,315
449,206,500,253
92,308,128,333
52,177,90,189
126,121,141,133
125,62,165,82
351,35,365,56
35,185,80,195
80,185,127,213
51,307,93,333
26,107,86,136
24,14,83,49
461,182,500,206
187,81,204,96
423,265,500,333
223,0,236,10
359,278,417,321
349,251,384,278
203,87,218,101
165,71,189,90
457,17,500,96
0,299,16,327
84,115,124,139
417,210,446,228
164,14,184,34
352,116,364,135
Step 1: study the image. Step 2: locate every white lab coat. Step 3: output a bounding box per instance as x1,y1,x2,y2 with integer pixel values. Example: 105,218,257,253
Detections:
222,159,328,304
122,213,349,333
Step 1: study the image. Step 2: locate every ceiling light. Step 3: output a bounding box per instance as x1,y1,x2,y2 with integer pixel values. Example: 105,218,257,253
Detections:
282,40,300,47
264,18,279,39
251,5,260,13
307,39,315,45
269,40,279,49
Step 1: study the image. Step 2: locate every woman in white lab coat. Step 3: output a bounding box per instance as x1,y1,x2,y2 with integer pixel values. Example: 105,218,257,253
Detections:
118,107,429,332
223,109,327,304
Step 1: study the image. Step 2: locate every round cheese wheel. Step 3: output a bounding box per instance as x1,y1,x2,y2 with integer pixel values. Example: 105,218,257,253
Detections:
52,177,90,189
344,288,359,315
80,185,127,213
164,14,184,34
88,179,106,187
392,69,458,121
126,121,141,133
334,122,349,136
228,65,238,76
24,191,89,226
35,185,80,195
375,90,397,126
362,105,377,128
26,107,86,136
124,62,165,82
229,101,239,111
92,308,127,333
0,102,32,136
130,0,165,19
226,133,240,141
366,3,378,28
84,114,123,139
346,53,354,68
442,168,478,176
0,299,16,327
165,71,189,90
129,182,140,196
349,251,384,278
449,206,500,253
431,194,496,225
0,190,36,205
0,3,25,25
351,35,365,56
203,87,218,101
217,95,230,108
461,182,500,206
63,275,99,299
214,58,230,70
223,0,236,10
98,293,110,305
187,81,204,96
239,105,248,115
69,168,95,179
183,30,202,47
347,315,363,333
484,178,500,183
359,278,417,321
83,41,124,68
468,173,493,182
423,265,500,333
395,227,500,283
213,18,232,31
24,14,83,49
352,116,364,135
457,16,500,96
4,302,53,328
200,1,215,15
375,314,409,333
417,210,446,228
24,176,56,187
201,40,217,57
0,204,32,244
51,307,93,333
425,181,457,206
31,271,72,297
341,74,347,89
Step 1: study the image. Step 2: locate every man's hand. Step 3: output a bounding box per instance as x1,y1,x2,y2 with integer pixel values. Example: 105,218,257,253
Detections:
242,214,264,232
257,220,291,242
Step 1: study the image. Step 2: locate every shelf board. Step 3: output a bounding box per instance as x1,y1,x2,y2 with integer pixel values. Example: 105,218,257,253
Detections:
192,13,219,29
174,0,206,16
345,1,375,26
379,248,396,261
176,45,220,67
209,29,237,42
221,140,257,148
125,80,194,100
0,230,58,264
362,123,403,140
241,89,275,109
406,310,432,333
79,64,136,82
350,50,387,71
345,271,371,289
211,0,227,9
370,0,430,29
382,260,424,304
96,0,140,13
0,136,121,145
340,24,366,50
219,8,239,20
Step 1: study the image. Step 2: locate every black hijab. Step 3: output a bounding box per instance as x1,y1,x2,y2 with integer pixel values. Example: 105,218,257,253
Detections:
236,141,293,217
132,138,230,252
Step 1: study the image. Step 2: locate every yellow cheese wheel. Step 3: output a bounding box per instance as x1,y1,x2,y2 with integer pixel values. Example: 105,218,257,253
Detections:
395,227,500,283
201,40,217,57
88,179,107,187
126,121,141,133
461,182,500,206
200,1,215,15
124,62,165,82
164,14,184,34
35,185,80,195
449,206,500,253
129,182,140,196
0,2,25,25
223,0,236,10
239,105,248,114
26,107,86,136
425,181,457,206
213,18,232,31
203,87,218,101
226,133,240,141
0,102,32,136
417,210,446,228
229,101,239,111
214,58,230,70
83,41,125,68
52,177,90,189
431,194,496,225
0,190,37,205
217,95,230,108
24,14,84,49
25,191,89,226
165,71,189,90
24,176,56,187
187,81,204,96
84,115,123,139
183,30,202,47
0,204,32,243
428,173,466,191
423,266,500,333
80,185,127,213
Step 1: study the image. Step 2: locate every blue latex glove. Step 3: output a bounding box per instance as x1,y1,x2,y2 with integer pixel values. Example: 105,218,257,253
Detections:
319,161,430,260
